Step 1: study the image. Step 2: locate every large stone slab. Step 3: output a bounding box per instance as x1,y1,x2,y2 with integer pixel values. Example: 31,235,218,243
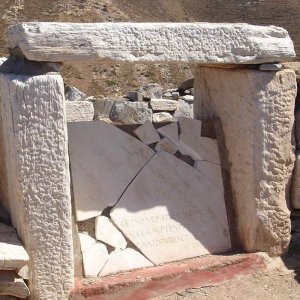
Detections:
8,23,295,64
111,152,231,265
0,224,29,270
157,123,179,146
68,121,155,221
133,121,160,145
194,67,296,256
99,248,153,276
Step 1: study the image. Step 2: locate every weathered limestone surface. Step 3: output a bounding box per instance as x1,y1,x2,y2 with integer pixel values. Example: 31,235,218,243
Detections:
111,152,231,265
0,74,74,299
68,121,155,221
150,99,178,111
153,112,173,123
78,233,96,253
66,101,94,122
194,67,296,256
133,121,160,145
157,123,179,146
8,22,295,64
0,224,29,270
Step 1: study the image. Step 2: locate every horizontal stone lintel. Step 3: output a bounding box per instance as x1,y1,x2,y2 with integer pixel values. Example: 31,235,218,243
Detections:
8,22,295,64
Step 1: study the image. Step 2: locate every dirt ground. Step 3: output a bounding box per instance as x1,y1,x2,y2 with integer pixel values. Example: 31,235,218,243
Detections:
152,252,300,300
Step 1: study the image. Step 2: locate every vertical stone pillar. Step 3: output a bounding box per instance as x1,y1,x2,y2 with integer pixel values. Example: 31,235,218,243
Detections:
194,67,296,256
0,72,74,299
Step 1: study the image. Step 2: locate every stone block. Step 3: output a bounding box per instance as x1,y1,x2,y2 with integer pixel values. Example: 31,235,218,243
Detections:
133,121,161,145
178,117,202,136
155,138,177,154
138,83,163,100
157,122,179,146
110,101,152,124
127,91,143,102
0,74,73,299
111,152,231,265
0,271,29,298
178,135,220,164
194,67,296,255
8,23,295,63
86,97,115,120
66,101,94,122
82,242,108,277
68,121,155,221
173,99,193,120
153,112,173,123
95,216,127,249
99,248,153,276
150,99,178,111
0,223,29,270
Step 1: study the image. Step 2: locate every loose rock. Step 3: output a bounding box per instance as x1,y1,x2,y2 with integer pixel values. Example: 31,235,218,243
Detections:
110,101,152,124
153,112,173,123
127,91,143,102
133,121,161,145
86,97,115,120
173,99,194,120
138,83,163,100
178,78,194,95
65,86,86,101
66,101,94,122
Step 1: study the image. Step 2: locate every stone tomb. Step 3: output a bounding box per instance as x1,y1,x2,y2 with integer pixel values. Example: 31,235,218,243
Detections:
69,119,230,275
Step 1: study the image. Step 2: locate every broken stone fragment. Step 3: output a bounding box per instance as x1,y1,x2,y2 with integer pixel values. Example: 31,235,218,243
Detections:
0,271,30,298
66,101,94,122
99,248,153,276
68,121,155,221
173,99,194,120
178,117,202,136
155,138,177,154
111,152,231,265
86,97,115,120
0,224,29,270
82,242,108,277
150,99,178,111
110,101,152,124
157,122,179,146
65,86,86,101
133,121,161,145
178,135,220,163
137,83,163,100
78,233,96,253
17,265,29,280
95,216,127,249
152,112,173,123
181,95,194,103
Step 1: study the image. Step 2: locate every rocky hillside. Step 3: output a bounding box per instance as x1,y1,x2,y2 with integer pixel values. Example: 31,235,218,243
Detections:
0,0,299,98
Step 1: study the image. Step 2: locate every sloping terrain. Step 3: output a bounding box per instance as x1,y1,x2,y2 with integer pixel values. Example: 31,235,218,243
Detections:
0,0,299,97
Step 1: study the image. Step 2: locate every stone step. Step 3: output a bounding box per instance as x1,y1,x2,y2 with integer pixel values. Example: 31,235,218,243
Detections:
8,23,295,64
0,223,29,271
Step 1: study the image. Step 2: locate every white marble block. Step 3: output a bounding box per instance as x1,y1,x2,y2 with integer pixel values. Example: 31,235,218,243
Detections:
82,242,108,277
8,23,295,64
111,152,231,265
68,121,155,221
150,99,178,111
